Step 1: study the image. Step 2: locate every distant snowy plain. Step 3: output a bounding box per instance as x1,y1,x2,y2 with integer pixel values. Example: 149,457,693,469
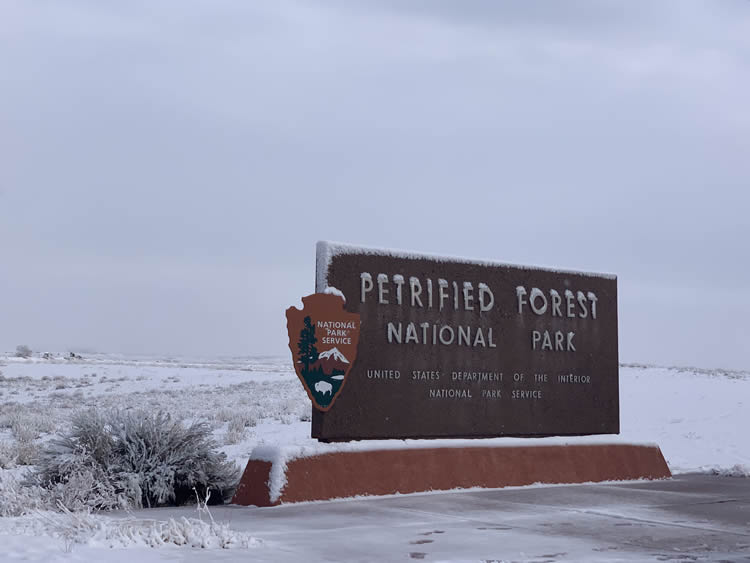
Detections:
0,353,748,561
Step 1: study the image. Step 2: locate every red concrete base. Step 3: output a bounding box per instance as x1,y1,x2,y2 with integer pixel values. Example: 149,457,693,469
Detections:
232,444,671,507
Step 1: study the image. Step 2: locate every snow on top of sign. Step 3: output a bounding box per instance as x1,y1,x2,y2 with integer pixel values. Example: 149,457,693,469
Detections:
316,240,616,291
250,435,658,502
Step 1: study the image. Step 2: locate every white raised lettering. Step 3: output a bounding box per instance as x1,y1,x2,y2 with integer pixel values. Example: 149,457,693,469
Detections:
438,279,450,311
565,289,575,318
517,286,528,314
550,289,562,317
439,325,455,345
420,322,430,344
409,277,423,308
360,272,373,303
530,288,548,315
463,282,474,310
458,326,471,346
387,322,402,344
577,291,588,318
479,283,495,312
377,273,389,304
393,274,405,305
473,327,486,347
567,332,576,351
587,292,598,319
405,322,418,344
542,330,552,350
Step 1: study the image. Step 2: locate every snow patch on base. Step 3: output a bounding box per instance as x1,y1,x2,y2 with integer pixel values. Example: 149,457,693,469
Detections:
249,445,290,503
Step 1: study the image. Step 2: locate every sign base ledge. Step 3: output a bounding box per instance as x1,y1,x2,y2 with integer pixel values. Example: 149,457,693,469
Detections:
231,442,670,507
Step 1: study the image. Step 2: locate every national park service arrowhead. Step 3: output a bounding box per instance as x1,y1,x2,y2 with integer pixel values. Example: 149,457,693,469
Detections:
286,293,360,411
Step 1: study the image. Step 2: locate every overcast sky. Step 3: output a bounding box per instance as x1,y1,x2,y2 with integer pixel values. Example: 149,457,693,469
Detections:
1,1,748,369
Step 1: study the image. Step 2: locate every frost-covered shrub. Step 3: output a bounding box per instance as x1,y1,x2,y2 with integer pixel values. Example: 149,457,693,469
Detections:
299,403,312,422
224,417,248,445
217,408,259,445
2,403,58,440
0,441,17,469
33,409,240,510
0,402,22,429
15,344,32,358
12,422,40,443
0,473,48,516
0,439,39,467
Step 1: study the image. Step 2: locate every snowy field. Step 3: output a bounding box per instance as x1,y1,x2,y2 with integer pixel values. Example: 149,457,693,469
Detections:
1,353,748,561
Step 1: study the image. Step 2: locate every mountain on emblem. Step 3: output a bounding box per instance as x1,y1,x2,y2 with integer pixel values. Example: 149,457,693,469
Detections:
319,347,349,363
286,293,360,411
311,347,349,378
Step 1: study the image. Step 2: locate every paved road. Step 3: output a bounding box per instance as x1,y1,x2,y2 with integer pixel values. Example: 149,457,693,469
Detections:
147,474,750,562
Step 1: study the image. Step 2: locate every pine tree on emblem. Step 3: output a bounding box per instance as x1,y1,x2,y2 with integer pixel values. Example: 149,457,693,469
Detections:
298,316,319,373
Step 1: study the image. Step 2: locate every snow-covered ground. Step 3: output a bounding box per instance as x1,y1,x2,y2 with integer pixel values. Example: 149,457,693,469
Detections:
1,353,748,560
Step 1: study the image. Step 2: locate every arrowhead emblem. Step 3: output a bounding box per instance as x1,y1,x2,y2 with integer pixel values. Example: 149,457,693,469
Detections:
286,293,360,411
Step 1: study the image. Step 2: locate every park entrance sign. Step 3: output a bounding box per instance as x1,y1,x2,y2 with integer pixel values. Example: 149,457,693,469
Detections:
233,242,669,508
313,241,619,441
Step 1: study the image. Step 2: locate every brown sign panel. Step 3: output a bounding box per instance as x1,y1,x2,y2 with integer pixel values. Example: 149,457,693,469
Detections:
312,242,619,441
287,293,361,411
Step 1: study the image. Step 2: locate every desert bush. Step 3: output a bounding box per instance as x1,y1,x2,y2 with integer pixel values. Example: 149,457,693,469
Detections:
0,441,16,468
299,404,312,422
32,409,241,510
0,473,48,516
1,403,57,436
12,422,40,443
0,403,22,429
224,414,253,445
216,407,260,445
0,439,40,467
